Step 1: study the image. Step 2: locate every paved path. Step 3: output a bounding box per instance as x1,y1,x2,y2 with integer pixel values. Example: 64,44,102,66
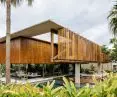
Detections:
0,75,67,84
80,73,107,77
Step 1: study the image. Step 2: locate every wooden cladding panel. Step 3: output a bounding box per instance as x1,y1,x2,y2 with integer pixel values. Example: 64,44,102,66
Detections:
0,43,5,63
58,28,109,62
100,53,109,62
0,37,58,64
0,35,109,64
20,37,57,64
0,38,21,64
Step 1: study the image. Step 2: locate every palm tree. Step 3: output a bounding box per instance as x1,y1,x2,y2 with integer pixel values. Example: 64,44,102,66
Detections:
110,38,117,44
101,45,110,55
0,0,34,84
108,1,117,37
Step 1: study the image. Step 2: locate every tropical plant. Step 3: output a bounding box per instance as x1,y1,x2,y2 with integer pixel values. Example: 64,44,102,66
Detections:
43,80,62,97
1,64,6,77
61,77,79,97
110,37,117,45
108,0,117,37
0,0,34,84
110,44,117,62
109,38,117,62
101,45,110,55
0,74,116,97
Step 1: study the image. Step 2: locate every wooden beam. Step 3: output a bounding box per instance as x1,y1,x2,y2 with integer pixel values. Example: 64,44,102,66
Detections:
51,29,58,34
53,59,89,64
51,31,54,62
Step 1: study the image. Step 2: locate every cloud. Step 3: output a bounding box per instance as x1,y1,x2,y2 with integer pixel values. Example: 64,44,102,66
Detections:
81,23,112,45
0,0,113,45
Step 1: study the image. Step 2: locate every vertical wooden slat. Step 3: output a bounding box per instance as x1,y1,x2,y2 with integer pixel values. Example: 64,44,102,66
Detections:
72,33,75,59
57,28,109,63
66,29,69,60
51,31,54,62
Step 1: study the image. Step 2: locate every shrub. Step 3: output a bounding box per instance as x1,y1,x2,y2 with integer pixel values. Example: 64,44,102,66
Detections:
0,73,117,97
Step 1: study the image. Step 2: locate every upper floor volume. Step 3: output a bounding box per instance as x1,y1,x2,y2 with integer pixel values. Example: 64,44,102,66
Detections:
0,20,109,64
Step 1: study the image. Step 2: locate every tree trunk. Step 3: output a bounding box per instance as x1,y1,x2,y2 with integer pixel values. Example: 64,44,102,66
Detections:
6,0,11,84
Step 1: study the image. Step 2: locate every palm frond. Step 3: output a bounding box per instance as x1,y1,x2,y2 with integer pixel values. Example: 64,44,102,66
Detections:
27,0,34,6
108,1,117,37
0,0,34,6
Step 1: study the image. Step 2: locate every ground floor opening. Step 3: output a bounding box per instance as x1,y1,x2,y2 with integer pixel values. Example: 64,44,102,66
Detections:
0,63,112,87
0,64,75,85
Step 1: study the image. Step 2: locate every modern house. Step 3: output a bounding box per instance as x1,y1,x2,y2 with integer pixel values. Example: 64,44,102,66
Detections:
0,20,109,86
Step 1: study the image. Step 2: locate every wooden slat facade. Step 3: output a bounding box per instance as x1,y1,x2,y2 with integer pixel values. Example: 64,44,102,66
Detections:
56,28,108,63
0,38,21,64
0,37,58,64
0,29,109,64
20,37,57,64
0,20,109,64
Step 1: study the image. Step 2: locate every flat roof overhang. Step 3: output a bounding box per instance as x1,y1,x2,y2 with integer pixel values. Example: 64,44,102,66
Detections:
0,20,63,43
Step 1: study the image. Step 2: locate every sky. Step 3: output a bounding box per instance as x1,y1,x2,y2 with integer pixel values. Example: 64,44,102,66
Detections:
0,0,114,46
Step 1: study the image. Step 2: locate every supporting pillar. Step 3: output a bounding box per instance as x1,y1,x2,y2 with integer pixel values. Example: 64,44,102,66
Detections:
42,64,45,78
0,64,2,78
75,64,80,88
26,64,28,79
97,63,101,74
51,31,54,62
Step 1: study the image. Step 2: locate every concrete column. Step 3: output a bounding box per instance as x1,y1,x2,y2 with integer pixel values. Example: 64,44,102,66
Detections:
97,63,101,74
75,64,80,88
0,64,2,78
43,64,45,78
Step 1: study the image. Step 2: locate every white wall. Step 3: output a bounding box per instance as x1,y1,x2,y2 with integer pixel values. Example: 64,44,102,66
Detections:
81,63,112,73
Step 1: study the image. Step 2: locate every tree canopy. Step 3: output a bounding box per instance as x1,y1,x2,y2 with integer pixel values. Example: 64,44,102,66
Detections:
0,0,34,6
110,38,117,62
108,1,117,37
101,45,110,55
